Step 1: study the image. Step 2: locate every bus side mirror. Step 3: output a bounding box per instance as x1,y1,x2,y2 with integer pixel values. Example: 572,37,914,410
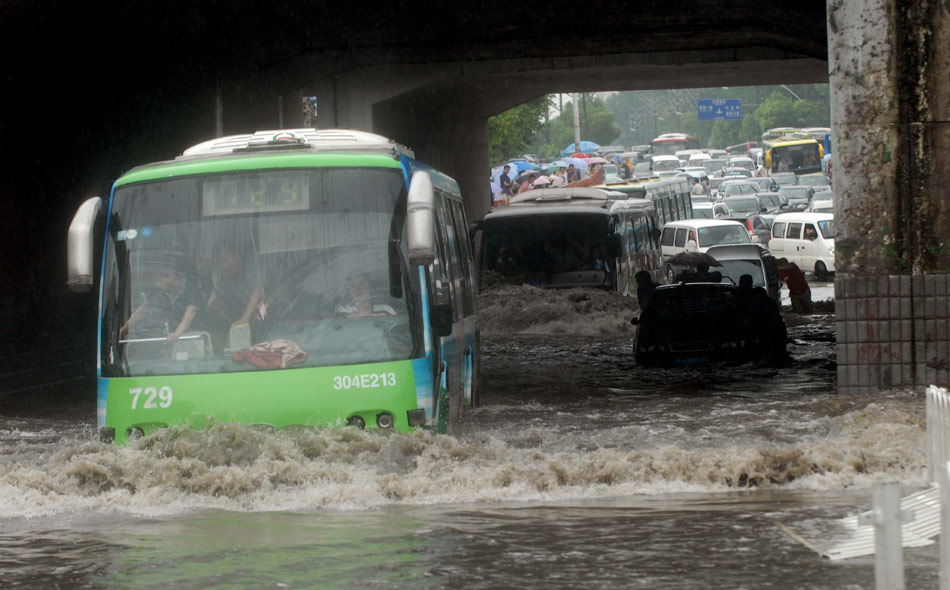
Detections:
67,196,103,292
407,171,435,266
432,303,453,337
606,234,623,258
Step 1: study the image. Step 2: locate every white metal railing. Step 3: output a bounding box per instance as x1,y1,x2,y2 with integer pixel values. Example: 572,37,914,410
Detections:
927,386,950,484
784,386,950,590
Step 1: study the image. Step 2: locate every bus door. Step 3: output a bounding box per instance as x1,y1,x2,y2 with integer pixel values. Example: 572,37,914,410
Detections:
430,193,474,430
443,198,479,409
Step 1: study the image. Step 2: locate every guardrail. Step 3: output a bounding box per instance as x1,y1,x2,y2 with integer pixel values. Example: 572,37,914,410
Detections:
928,386,950,484
785,386,950,590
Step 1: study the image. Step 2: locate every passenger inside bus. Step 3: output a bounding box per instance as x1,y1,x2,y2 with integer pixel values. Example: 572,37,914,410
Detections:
120,263,205,343
336,273,397,318
206,245,265,348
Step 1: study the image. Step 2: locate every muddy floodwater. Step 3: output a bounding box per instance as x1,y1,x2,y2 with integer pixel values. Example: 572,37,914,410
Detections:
0,285,941,589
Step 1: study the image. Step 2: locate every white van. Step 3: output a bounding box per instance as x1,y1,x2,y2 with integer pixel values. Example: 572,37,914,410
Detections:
651,155,681,178
659,219,752,282
768,212,835,280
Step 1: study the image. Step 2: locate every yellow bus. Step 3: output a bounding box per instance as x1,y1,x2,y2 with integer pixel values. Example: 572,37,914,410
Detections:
764,139,824,176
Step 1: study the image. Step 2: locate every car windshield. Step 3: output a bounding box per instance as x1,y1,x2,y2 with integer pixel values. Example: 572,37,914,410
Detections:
703,160,725,173
692,207,714,219
730,159,754,170
724,199,759,214
818,220,834,239
724,183,756,196
799,175,829,187
713,259,765,288
100,167,419,378
697,224,752,247
653,159,679,171
771,172,797,185
635,163,651,172
780,187,810,201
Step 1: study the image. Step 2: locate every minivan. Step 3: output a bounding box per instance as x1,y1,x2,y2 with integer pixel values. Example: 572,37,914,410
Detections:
706,244,782,303
659,219,752,282
768,212,835,280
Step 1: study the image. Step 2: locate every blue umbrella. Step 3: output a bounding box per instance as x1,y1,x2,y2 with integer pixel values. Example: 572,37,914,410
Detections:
512,161,535,174
561,141,601,156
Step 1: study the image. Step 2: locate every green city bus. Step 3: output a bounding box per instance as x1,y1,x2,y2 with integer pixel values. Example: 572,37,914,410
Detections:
67,129,479,444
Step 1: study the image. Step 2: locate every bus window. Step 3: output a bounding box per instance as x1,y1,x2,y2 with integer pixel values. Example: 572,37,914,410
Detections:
447,199,476,317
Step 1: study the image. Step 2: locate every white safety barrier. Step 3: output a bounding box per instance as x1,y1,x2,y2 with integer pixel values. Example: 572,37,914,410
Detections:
781,386,950,589
927,385,950,484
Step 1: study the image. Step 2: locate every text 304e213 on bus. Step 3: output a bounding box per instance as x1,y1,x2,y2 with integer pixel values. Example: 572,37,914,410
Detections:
67,129,479,445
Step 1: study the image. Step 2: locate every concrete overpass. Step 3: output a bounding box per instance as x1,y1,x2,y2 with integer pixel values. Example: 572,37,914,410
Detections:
0,0,946,396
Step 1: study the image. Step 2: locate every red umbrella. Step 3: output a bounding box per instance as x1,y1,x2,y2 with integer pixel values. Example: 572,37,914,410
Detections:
571,152,591,159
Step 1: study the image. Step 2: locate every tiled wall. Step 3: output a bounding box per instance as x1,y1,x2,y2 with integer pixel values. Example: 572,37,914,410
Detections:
836,275,950,394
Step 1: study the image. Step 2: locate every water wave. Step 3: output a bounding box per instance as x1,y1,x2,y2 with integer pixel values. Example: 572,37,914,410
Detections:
478,286,638,337
0,399,925,521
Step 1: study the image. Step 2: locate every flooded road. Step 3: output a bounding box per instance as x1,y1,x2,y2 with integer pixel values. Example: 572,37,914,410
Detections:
0,286,941,588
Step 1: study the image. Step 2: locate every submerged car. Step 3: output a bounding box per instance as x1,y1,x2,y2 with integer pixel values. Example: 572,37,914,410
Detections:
632,282,787,365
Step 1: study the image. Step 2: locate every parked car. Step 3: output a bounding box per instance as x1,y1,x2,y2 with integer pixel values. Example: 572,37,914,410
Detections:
702,159,726,176
797,173,832,192
770,171,798,187
718,180,760,198
721,167,752,179
755,192,789,215
651,155,681,177
633,161,652,178
728,156,756,172
807,197,834,213
721,195,766,216
632,281,786,364
778,186,816,211
768,212,835,280
691,202,730,219
603,164,624,184
720,214,773,246
659,219,752,281
707,244,782,303
749,177,778,192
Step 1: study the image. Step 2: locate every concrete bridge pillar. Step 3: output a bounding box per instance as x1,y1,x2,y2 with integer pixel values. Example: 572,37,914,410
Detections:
829,0,950,393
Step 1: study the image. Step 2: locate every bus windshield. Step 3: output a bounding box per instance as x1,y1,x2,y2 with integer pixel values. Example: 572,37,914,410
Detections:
101,167,420,377
651,141,686,156
769,142,822,175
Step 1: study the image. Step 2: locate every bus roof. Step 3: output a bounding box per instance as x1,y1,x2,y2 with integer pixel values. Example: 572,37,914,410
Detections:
180,129,413,159
115,129,412,187
767,139,820,148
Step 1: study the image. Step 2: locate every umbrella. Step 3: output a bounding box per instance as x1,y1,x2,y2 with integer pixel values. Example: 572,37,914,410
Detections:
515,170,538,183
564,157,590,174
561,141,601,155
549,160,568,168
531,176,551,187
571,152,592,159
490,181,501,195
549,175,566,186
587,157,608,164
667,252,723,268
512,161,535,174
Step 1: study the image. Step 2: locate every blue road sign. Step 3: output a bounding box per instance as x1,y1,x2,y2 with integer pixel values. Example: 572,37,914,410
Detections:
697,99,742,121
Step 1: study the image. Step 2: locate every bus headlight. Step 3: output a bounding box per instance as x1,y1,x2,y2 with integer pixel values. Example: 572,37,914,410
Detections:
376,413,395,429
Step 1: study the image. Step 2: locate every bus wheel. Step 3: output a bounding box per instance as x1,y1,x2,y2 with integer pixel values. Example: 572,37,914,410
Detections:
815,261,828,282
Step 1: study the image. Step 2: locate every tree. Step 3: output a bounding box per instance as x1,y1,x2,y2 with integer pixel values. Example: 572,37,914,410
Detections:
488,96,552,164
532,95,620,158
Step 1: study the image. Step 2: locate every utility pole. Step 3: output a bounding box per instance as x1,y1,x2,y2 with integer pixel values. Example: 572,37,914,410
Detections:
572,93,581,152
